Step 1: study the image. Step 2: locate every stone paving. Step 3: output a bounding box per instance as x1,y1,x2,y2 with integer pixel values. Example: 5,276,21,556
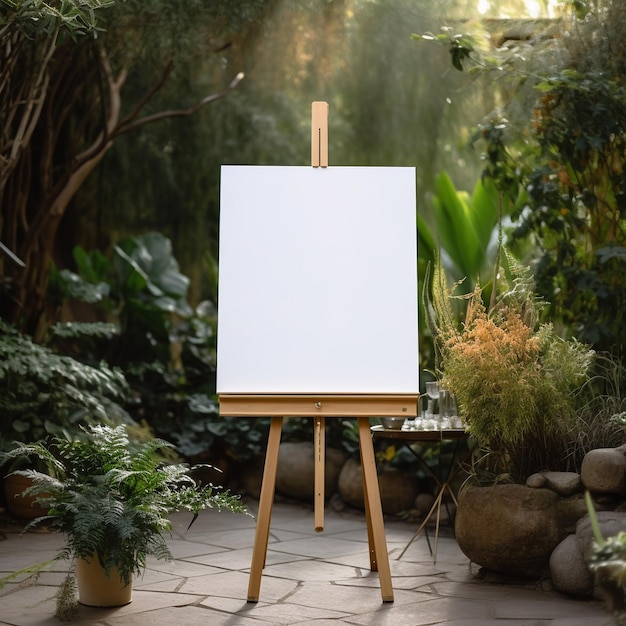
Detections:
0,498,615,625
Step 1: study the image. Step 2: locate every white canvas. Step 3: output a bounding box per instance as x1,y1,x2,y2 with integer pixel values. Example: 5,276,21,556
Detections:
217,166,418,395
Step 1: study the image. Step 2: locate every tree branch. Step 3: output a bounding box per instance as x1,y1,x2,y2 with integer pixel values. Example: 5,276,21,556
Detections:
117,60,175,131
115,71,245,136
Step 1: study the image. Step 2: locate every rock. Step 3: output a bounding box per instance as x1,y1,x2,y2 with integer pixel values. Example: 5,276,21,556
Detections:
541,471,582,497
549,534,594,596
574,511,626,603
556,494,588,535
337,457,419,515
276,442,347,501
454,485,565,577
576,511,626,562
337,457,364,509
528,471,582,498
414,492,436,515
581,449,626,495
377,468,420,515
526,473,547,488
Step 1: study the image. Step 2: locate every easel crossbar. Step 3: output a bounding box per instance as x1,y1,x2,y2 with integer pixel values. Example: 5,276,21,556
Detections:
218,394,418,417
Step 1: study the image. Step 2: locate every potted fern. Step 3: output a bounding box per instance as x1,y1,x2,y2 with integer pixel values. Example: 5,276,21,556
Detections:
3,424,247,609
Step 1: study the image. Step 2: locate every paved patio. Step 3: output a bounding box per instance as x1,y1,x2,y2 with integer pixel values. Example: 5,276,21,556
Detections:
0,497,614,625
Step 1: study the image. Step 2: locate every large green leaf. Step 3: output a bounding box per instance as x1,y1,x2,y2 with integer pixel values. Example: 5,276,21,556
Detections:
431,172,500,289
114,233,190,302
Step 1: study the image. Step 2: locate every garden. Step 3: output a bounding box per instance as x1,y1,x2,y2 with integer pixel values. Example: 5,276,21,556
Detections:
1,0,626,620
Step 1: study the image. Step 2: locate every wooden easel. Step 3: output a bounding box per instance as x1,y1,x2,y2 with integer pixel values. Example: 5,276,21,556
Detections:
220,394,417,603
219,103,418,603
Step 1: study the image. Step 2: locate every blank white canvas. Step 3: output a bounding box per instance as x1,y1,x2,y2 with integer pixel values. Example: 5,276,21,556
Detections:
217,166,418,395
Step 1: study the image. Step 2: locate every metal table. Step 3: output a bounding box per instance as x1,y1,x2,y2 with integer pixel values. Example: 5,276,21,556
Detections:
371,424,470,563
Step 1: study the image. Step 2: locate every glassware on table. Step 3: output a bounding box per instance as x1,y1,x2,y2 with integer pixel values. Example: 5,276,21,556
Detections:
439,387,462,429
438,388,452,429
425,381,439,425
418,392,436,430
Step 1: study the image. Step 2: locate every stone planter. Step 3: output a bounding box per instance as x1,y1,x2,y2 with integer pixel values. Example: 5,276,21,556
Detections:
455,484,568,577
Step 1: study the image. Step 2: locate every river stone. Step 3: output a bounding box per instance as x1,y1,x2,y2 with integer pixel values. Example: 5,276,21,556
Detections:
275,442,347,501
414,492,436,515
576,511,626,562
556,494,589,535
581,448,626,495
541,471,582,497
455,484,564,577
549,534,594,596
526,473,547,488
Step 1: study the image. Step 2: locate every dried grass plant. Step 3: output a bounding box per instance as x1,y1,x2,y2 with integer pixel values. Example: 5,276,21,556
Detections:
428,250,595,481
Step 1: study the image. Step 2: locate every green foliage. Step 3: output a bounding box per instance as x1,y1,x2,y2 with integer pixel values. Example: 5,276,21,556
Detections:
0,320,131,444
54,233,193,364
111,232,193,363
411,29,477,72
51,235,268,461
520,69,626,352
427,172,501,290
417,1,626,360
4,424,247,586
418,170,504,373
0,0,114,41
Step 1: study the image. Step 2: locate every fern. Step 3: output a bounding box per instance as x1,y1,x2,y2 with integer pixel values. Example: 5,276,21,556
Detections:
7,424,248,585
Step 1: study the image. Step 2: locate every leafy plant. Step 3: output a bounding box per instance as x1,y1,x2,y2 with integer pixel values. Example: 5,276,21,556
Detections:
0,319,131,444
414,2,626,361
50,235,223,458
417,172,506,372
521,69,626,353
430,250,594,481
3,424,247,586
0,0,250,336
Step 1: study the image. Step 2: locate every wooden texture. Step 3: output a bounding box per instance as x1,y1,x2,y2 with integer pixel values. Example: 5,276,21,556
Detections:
219,394,418,417
314,415,325,532
311,101,329,167
246,415,394,603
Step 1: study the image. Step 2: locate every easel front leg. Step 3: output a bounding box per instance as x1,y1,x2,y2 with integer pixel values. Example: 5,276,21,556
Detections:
247,416,283,602
357,416,394,602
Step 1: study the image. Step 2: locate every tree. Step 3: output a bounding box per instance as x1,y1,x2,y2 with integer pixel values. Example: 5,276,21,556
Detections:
0,0,272,337
415,0,626,359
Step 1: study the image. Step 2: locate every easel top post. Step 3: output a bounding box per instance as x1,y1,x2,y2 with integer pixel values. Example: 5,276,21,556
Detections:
311,101,329,168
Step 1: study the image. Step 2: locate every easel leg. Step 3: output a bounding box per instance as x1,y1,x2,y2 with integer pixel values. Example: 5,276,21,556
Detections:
360,443,377,571
247,416,283,602
357,416,394,602
314,415,325,532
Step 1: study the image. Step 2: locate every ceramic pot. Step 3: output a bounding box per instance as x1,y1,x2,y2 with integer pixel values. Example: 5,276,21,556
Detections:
75,555,133,607
3,474,47,521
